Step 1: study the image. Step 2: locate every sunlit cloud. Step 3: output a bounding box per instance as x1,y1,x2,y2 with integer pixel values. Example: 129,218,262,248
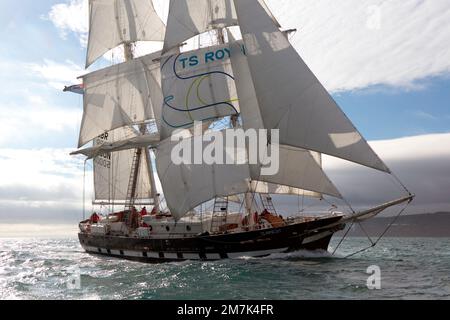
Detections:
268,0,450,91
46,0,89,46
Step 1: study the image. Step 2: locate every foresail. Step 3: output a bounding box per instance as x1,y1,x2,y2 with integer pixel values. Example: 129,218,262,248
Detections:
156,130,251,219
160,44,239,140
249,181,321,198
86,0,165,67
257,145,341,199
93,127,152,202
234,0,390,173
163,0,279,53
79,51,163,147
229,39,337,198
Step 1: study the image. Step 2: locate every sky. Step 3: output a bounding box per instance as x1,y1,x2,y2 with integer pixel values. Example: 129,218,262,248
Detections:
0,0,449,225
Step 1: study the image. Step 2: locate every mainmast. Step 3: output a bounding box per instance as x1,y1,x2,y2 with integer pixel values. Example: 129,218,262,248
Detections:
216,27,255,218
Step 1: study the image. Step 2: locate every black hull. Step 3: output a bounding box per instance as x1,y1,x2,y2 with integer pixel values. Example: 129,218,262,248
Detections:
79,216,344,262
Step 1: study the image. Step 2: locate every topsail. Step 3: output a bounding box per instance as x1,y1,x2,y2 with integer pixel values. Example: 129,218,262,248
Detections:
163,0,280,53
79,50,163,147
86,0,165,67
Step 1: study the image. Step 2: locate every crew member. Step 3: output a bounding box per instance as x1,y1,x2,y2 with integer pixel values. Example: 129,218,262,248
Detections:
90,212,100,224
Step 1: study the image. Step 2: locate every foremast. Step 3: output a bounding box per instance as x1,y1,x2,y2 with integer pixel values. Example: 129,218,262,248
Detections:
70,0,166,216
122,42,160,214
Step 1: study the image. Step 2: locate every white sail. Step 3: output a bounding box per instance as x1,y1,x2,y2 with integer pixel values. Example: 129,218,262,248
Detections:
228,39,263,132
93,127,152,202
229,39,335,198
79,51,163,147
234,0,390,173
249,181,321,198
156,130,251,219
86,0,165,67
160,44,239,140
257,145,341,198
163,0,279,53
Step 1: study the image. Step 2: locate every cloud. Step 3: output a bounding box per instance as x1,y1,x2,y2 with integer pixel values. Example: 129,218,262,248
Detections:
0,58,84,148
322,133,450,213
0,95,81,147
267,0,450,92
27,59,85,89
45,0,164,63
46,0,88,46
413,111,438,121
0,148,92,223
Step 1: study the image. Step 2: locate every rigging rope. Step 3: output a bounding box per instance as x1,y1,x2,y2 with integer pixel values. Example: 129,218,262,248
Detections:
83,159,87,221
337,200,412,259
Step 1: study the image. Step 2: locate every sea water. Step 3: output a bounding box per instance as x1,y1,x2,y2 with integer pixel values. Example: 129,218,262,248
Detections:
0,236,449,300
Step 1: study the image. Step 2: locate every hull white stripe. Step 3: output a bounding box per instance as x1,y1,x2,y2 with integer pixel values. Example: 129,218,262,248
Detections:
82,245,290,260
164,253,178,260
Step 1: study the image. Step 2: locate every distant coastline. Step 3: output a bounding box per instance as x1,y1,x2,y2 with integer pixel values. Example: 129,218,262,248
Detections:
342,212,450,238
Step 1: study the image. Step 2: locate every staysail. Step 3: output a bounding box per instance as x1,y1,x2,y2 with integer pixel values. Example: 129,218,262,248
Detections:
86,0,165,67
249,181,321,198
228,38,330,200
234,0,390,173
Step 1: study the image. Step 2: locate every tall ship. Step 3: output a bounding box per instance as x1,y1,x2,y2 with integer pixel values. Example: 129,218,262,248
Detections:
68,0,414,262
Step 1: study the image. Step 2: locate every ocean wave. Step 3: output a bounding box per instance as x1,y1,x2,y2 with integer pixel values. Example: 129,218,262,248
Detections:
1,237,449,300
